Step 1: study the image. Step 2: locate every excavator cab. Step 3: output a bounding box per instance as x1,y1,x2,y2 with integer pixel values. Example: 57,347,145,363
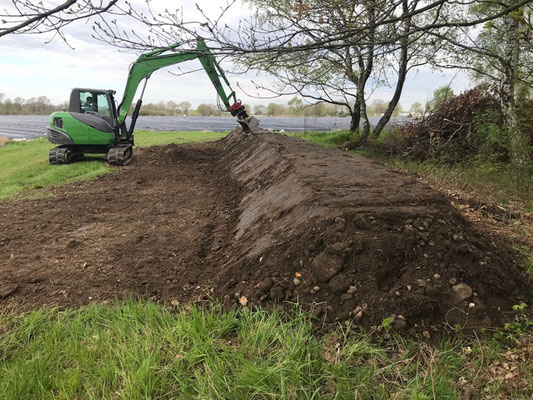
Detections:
62,88,118,133
71,90,114,119
48,87,131,165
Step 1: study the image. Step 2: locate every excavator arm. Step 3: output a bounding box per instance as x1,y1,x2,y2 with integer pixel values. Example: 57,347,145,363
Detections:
116,38,259,138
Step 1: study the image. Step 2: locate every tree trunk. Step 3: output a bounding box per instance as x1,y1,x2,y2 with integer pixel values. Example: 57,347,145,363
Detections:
501,10,527,167
372,0,410,139
353,79,372,145
350,99,361,132
352,1,375,146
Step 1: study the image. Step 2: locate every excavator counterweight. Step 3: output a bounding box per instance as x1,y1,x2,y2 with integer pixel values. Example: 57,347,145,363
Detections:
47,38,261,165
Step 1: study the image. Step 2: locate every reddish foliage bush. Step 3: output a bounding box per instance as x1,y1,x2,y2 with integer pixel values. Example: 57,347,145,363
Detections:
387,87,504,163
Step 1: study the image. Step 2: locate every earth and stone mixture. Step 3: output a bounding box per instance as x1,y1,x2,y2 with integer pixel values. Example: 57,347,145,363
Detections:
1,130,531,335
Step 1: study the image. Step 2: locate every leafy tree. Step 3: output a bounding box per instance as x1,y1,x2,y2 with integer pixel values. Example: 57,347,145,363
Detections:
304,102,327,117
36,96,51,114
267,103,287,116
13,97,24,113
409,101,423,114
368,99,388,116
243,104,253,116
253,105,267,115
1,99,13,114
288,97,304,116
178,101,191,115
166,101,178,115
196,104,215,116
430,86,455,110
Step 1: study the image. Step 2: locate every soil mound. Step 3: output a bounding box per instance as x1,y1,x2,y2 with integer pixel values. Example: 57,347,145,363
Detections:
212,131,531,330
0,130,531,333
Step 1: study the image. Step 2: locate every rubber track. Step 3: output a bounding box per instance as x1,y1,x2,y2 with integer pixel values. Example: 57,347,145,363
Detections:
107,146,133,166
49,147,72,165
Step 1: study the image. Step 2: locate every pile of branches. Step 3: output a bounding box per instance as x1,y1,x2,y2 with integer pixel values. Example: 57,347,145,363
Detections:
387,87,503,163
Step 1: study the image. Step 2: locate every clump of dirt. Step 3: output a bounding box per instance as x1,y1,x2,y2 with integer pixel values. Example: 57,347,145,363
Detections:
0,129,531,334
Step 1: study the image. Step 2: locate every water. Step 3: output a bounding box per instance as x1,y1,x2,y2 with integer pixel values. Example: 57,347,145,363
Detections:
0,115,406,139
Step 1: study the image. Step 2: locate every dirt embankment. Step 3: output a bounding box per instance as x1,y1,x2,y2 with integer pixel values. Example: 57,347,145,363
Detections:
0,130,531,334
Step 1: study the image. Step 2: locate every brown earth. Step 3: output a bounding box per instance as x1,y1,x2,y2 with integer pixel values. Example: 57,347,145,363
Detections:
0,130,531,335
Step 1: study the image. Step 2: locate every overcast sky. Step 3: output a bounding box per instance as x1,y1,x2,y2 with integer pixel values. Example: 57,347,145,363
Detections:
0,0,471,109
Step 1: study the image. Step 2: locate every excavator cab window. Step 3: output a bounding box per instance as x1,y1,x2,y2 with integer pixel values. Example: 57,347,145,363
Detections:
78,91,111,117
95,94,111,117
79,91,97,113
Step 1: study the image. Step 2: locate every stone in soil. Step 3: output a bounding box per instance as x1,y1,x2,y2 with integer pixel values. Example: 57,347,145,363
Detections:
452,283,474,301
311,253,344,283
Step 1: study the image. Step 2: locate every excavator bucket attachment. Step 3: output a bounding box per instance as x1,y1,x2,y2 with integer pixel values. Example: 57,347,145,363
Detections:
237,116,261,135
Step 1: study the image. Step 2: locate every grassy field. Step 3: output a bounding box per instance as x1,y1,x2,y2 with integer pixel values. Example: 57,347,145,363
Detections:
0,130,531,399
0,130,226,200
1,301,532,399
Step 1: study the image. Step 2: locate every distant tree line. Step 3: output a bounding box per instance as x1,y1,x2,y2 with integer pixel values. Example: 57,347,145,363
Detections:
138,98,348,117
0,93,64,115
0,92,405,118
140,97,405,117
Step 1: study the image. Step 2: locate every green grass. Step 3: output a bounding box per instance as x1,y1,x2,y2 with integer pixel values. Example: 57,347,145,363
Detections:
291,130,356,149
0,130,226,200
525,258,533,276
134,130,226,147
368,158,532,211
1,300,531,399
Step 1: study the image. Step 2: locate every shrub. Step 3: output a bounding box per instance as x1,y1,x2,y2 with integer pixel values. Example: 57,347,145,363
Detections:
387,87,505,163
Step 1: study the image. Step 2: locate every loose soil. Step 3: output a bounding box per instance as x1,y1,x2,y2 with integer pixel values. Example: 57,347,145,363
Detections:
1,130,531,335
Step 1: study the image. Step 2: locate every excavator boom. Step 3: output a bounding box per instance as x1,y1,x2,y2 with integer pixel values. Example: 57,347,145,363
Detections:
117,38,259,136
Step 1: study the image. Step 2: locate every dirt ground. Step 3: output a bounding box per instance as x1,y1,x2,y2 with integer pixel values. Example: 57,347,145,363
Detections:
1,130,531,335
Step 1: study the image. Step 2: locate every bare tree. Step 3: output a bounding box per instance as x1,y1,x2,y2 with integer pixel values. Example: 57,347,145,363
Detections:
0,0,118,44
91,0,533,53
91,0,532,146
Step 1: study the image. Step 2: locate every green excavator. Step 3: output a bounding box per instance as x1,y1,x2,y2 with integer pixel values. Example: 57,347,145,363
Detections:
47,38,260,165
